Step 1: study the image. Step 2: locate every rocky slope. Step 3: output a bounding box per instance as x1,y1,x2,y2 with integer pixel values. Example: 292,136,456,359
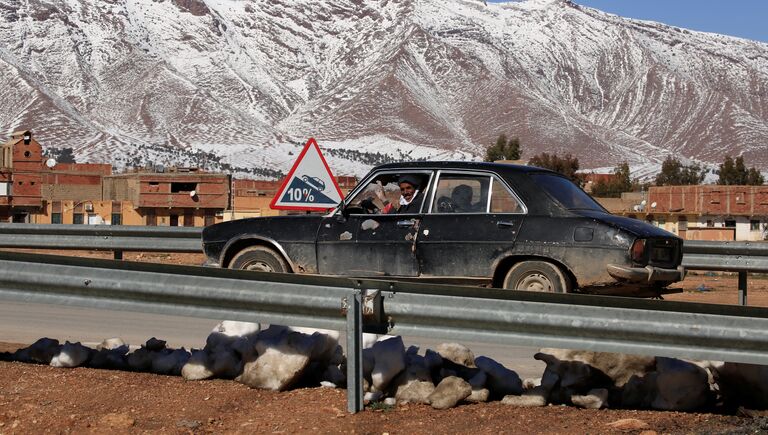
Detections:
0,0,766,177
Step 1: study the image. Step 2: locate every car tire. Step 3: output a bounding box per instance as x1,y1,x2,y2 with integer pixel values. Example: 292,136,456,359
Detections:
229,246,290,273
503,261,570,293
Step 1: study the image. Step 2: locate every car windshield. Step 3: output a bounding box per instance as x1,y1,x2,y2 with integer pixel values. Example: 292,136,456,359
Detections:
530,173,605,211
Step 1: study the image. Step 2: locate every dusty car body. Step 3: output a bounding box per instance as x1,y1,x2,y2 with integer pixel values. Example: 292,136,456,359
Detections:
202,162,685,296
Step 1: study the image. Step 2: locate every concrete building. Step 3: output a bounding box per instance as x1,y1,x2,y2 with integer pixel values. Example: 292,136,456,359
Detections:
598,185,768,242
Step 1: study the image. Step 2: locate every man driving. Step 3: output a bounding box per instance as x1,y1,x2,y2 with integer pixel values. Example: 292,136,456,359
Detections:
374,174,424,214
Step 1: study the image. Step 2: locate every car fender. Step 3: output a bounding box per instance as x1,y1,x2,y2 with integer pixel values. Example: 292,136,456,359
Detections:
490,248,575,288
220,234,296,271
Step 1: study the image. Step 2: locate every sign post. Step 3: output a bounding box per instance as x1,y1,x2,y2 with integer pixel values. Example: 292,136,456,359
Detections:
270,138,344,211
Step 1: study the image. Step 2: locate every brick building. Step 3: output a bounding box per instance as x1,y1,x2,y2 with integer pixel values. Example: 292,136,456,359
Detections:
0,130,358,226
0,130,43,222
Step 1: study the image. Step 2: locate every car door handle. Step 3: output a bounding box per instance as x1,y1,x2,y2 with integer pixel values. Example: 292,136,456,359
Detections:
397,219,417,228
497,220,516,228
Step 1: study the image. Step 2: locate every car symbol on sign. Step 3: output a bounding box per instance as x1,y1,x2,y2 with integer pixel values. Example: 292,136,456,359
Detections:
302,175,325,192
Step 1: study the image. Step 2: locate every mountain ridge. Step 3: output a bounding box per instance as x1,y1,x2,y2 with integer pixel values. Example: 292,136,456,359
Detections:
0,0,766,178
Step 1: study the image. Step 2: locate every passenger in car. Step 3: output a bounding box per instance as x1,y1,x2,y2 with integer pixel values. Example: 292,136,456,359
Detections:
451,184,479,213
375,174,424,214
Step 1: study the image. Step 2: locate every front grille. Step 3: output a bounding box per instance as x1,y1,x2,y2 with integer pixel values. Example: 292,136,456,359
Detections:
647,238,680,268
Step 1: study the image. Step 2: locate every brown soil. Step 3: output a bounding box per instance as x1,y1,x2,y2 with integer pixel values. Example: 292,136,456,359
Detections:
2,251,767,433
0,357,758,435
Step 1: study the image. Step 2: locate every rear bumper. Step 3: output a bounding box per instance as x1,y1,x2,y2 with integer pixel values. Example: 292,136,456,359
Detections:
607,264,686,283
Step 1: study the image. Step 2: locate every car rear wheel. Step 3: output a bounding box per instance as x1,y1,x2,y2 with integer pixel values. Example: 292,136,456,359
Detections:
503,261,570,293
229,246,289,273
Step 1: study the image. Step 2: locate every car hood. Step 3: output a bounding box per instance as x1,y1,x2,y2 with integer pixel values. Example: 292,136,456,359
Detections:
574,210,679,239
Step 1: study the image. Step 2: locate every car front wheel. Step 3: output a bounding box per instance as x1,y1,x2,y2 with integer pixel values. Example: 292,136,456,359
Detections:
503,261,569,293
229,246,290,273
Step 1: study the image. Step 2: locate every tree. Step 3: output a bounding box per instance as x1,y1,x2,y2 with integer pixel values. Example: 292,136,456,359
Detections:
654,155,707,186
485,134,521,162
43,147,76,163
591,162,634,198
718,155,764,185
528,152,580,181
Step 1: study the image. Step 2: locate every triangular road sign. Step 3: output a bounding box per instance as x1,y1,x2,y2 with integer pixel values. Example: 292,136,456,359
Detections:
270,138,345,211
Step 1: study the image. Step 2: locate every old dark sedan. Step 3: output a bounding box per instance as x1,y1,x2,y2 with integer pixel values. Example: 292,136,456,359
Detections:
202,162,685,297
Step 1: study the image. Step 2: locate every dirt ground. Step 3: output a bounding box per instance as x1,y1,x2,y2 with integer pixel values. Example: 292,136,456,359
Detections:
1,250,767,433
0,346,764,435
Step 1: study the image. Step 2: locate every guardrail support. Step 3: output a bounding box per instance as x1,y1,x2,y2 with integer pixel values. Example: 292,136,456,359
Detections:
346,290,364,414
114,250,123,260
738,271,748,306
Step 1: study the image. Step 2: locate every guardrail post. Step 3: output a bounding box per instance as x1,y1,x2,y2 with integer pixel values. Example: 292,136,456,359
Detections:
114,250,123,260
346,290,364,414
738,271,748,306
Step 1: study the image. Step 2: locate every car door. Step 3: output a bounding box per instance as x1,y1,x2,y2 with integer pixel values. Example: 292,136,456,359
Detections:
416,171,526,279
316,170,432,277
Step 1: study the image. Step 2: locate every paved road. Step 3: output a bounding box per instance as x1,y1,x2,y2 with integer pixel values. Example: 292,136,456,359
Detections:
0,301,545,379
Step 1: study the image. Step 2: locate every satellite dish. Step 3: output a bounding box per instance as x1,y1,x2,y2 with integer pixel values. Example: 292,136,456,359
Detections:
189,190,197,197
640,200,647,206
45,158,57,168
651,202,657,209
633,205,641,212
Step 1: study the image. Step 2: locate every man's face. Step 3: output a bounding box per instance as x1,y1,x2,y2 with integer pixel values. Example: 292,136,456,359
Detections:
399,182,416,201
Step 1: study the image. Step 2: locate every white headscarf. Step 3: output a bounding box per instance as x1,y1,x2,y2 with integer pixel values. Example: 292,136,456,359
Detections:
400,190,419,206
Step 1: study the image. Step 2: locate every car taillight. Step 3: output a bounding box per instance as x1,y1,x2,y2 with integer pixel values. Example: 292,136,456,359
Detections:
631,239,646,263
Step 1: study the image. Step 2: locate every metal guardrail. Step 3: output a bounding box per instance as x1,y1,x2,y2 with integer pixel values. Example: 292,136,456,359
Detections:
683,240,768,305
1,251,768,413
0,223,201,257
0,224,766,304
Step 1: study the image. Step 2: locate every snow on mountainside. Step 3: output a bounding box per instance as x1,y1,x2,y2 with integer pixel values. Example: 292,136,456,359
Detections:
0,0,766,178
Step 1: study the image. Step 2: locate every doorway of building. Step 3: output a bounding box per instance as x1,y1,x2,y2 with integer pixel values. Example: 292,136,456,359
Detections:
169,214,179,226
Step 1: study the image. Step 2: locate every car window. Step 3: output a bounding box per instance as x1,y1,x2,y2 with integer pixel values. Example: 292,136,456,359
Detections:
346,172,431,214
431,174,489,214
490,177,523,213
530,173,605,211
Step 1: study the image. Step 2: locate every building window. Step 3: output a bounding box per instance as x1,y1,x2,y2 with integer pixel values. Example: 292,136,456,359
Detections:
169,214,179,226
751,220,761,231
51,213,62,224
171,182,197,193
112,213,122,225
73,213,84,225
146,210,157,226
725,219,736,228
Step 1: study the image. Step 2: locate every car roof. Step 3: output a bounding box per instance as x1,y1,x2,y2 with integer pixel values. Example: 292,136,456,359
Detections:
373,160,558,175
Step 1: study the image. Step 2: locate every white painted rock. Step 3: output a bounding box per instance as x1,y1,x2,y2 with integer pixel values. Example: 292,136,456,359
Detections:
97,337,127,351
428,376,471,409
436,343,476,367
50,342,91,368
371,336,406,392
501,394,547,407
572,388,609,409
287,327,340,363
182,350,214,381
466,388,490,403
475,356,523,397
537,348,655,387
395,381,435,404
236,331,314,391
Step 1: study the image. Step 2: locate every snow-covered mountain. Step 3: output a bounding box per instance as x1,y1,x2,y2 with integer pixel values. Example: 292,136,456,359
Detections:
1,0,766,178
